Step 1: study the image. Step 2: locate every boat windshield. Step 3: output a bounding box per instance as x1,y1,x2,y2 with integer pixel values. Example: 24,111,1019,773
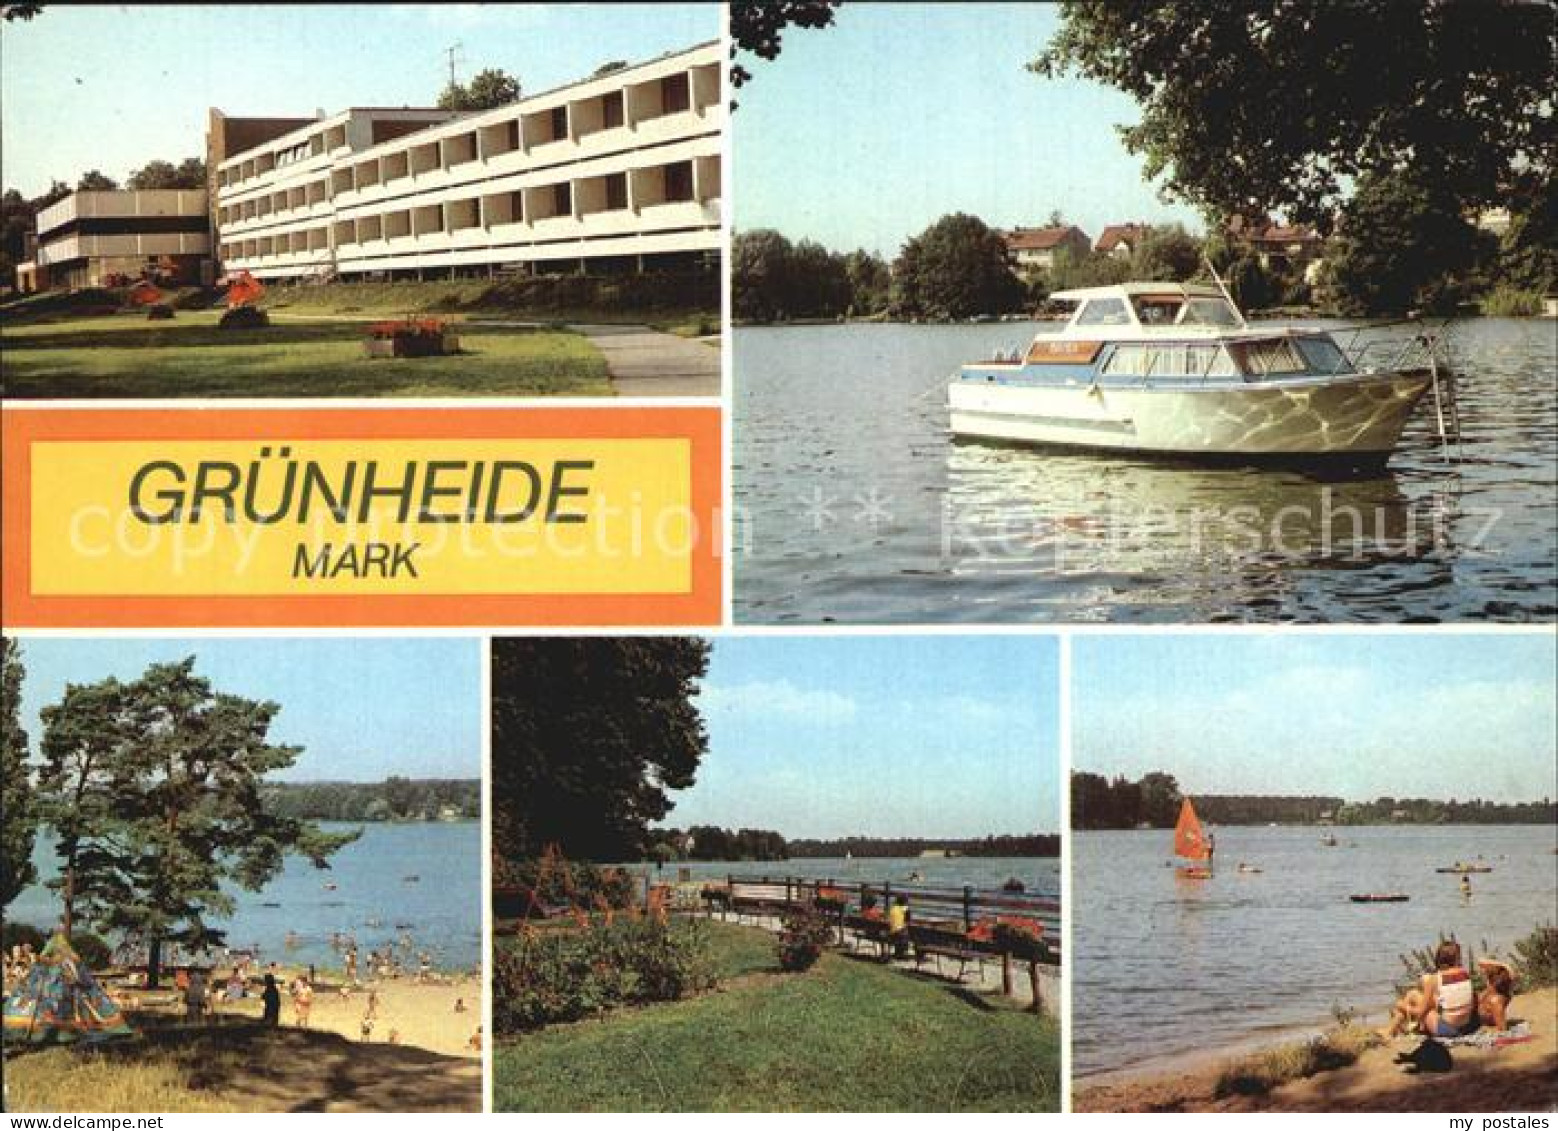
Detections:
1177,297,1242,326
1294,334,1354,374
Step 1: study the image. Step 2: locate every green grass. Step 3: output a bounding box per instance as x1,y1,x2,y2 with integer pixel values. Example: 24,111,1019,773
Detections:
0,310,610,398
493,922,1060,1112
1213,1025,1381,1098
259,278,718,332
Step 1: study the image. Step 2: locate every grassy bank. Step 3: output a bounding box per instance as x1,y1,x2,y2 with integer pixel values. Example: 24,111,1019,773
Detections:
3,1015,481,1113
493,921,1060,1112
260,276,718,336
0,310,610,398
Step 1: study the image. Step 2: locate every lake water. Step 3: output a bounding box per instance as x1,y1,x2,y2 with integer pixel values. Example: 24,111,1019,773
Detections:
1072,824,1557,1079
733,318,1557,623
9,822,483,972
617,855,1061,901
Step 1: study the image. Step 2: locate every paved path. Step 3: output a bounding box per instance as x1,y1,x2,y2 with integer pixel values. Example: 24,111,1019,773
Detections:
570,323,721,397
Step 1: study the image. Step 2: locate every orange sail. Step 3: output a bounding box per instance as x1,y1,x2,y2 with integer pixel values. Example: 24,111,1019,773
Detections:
1174,797,1209,861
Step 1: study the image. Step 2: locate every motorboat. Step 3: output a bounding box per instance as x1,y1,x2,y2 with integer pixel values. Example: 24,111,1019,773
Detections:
950,283,1453,468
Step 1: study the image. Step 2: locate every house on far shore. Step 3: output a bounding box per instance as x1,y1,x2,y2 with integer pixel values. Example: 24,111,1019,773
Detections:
1227,214,1327,283
1002,225,1091,274
1095,222,1150,260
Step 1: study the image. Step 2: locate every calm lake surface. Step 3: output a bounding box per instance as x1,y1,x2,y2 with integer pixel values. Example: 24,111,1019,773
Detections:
1073,824,1557,1079
11,822,482,972
734,318,1557,623
617,855,1060,901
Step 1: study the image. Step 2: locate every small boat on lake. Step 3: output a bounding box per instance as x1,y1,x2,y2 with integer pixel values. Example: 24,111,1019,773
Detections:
1350,893,1410,903
1173,797,1214,880
1436,864,1493,874
1321,833,1340,847
950,282,1451,469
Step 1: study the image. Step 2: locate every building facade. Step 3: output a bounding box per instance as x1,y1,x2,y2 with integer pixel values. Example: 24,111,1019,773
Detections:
32,190,211,289
213,42,722,282
1004,225,1092,274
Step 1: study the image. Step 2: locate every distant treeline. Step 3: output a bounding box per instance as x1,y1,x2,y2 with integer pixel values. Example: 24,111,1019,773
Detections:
643,828,1060,861
787,834,1060,859
260,777,480,823
1073,771,1556,829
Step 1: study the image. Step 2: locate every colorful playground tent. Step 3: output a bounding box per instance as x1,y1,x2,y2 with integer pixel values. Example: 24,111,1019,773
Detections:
2,934,133,1044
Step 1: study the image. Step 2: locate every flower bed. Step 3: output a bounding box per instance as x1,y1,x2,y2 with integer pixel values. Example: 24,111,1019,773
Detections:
363,318,460,358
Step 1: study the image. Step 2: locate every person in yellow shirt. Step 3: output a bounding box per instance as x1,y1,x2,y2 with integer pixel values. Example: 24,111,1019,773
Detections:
887,896,910,959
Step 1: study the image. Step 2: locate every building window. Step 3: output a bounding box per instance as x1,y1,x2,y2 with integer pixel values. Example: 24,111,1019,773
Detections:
662,73,690,113
664,161,694,203
507,120,520,152
604,173,627,211
549,106,567,141
552,182,572,215
602,92,625,129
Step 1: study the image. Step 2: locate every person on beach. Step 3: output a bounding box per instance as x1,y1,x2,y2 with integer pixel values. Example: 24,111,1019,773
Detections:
185,969,208,1023
290,975,314,1029
261,973,281,1026
1380,940,1476,1039
1476,959,1516,1032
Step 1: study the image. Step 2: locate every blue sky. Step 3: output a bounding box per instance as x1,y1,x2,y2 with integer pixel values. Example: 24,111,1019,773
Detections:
1074,634,1557,803
12,637,482,782
667,635,1060,839
735,2,1202,256
0,3,718,197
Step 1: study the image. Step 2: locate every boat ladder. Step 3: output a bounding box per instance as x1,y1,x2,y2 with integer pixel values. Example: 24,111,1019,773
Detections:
1347,323,1463,460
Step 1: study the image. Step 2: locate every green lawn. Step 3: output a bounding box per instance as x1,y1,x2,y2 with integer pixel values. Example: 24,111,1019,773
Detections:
493,922,1061,1112
0,310,611,398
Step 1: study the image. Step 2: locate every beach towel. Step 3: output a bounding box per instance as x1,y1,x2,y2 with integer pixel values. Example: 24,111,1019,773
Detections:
2,934,134,1044
1440,1021,1533,1049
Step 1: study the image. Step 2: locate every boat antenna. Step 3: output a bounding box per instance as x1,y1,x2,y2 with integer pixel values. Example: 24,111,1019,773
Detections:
1203,255,1248,329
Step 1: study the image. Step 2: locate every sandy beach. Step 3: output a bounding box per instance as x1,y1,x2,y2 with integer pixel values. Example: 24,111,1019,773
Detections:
199,973,483,1059
1075,986,1556,1112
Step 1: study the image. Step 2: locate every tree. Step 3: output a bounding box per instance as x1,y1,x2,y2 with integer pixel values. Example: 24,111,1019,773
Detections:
1136,771,1183,829
733,228,796,322
76,170,119,192
491,638,710,862
1325,169,1493,316
1033,1,1556,230
842,249,891,315
2,4,43,21
1,638,36,910
1129,223,1201,282
892,213,1026,320
730,1,840,94
1495,179,1558,296
383,774,419,820
126,158,205,191
788,238,851,318
439,68,521,112
591,60,628,79
37,658,356,985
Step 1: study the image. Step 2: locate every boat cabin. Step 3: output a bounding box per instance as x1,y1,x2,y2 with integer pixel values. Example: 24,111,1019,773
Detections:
1051,283,1246,333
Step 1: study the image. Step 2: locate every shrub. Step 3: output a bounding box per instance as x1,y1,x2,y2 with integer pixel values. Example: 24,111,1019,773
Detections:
494,852,636,915
1213,1026,1378,1098
1512,923,1558,990
172,288,216,311
218,306,269,329
493,917,712,1033
146,303,174,320
776,904,832,973
1480,286,1543,317
0,923,111,969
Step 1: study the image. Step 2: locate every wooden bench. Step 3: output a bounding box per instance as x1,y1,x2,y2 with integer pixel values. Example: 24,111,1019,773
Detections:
909,922,991,981
727,882,798,923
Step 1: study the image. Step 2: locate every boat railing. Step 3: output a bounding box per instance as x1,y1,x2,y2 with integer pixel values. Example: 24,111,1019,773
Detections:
1342,323,1462,458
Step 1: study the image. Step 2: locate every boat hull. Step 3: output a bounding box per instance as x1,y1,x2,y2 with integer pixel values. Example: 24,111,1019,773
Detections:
948,369,1432,465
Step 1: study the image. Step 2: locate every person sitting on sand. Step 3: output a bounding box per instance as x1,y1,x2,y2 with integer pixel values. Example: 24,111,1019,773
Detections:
454,997,467,1013
469,1026,482,1052
261,973,281,1026
1476,959,1516,1032
1380,940,1476,1039
360,1013,375,1042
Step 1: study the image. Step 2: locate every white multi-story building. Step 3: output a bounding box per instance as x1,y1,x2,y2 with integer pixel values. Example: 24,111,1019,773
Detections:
33,190,211,289
214,42,722,282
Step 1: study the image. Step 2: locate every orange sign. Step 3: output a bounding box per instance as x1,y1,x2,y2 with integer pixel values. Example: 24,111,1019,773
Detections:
1024,339,1103,365
1,406,721,628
